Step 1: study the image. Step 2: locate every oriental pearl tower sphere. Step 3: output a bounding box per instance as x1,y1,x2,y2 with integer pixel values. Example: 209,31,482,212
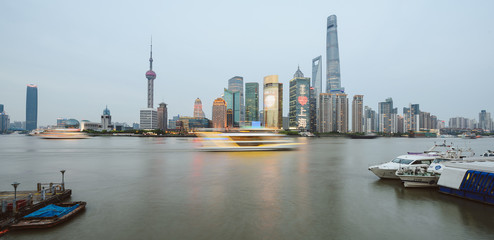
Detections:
146,42,156,109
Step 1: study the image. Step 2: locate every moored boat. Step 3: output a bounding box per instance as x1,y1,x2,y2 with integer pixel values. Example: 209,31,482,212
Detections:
369,154,437,179
9,202,86,230
438,159,494,205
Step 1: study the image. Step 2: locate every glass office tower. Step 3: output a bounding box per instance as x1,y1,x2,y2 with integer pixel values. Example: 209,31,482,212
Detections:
326,15,344,93
26,84,38,131
245,82,259,125
228,76,244,125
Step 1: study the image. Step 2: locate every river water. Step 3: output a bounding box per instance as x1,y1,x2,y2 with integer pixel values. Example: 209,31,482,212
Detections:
1,135,494,240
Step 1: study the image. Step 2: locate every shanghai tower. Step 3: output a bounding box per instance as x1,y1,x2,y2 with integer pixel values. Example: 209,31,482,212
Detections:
326,15,344,93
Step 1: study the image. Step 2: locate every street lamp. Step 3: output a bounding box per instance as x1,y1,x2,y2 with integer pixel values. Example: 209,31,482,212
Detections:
60,170,66,191
11,182,20,213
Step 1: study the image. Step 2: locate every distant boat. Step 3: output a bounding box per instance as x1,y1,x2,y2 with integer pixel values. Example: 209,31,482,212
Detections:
348,133,378,139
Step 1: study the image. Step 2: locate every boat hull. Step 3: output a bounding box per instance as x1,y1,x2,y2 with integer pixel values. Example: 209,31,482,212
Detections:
10,202,86,230
398,175,439,187
368,167,399,179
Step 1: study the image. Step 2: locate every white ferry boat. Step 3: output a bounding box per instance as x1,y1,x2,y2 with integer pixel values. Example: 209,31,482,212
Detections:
39,129,89,139
438,159,494,205
368,142,456,179
196,129,301,151
369,154,437,179
395,148,476,187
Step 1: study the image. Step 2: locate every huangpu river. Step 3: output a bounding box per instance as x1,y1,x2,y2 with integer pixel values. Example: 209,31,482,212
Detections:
2,135,494,240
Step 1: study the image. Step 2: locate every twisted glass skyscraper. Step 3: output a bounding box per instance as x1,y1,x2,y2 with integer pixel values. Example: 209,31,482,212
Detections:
326,15,344,93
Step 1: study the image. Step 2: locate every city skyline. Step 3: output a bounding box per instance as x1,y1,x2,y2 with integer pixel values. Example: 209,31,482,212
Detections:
1,1,493,126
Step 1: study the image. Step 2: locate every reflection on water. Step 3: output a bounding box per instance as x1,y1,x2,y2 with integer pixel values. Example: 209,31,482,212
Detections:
1,136,494,239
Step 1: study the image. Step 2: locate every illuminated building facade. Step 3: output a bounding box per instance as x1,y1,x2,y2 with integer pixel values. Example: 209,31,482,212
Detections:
289,67,310,131
193,98,205,118
245,82,259,126
228,76,244,125
352,95,363,133
212,98,227,128
326,15,344,93
263,75,283,129
26,84,38,131
158,102,168,130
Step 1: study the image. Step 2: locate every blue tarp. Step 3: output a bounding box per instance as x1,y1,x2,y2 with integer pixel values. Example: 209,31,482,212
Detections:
23,204,79,218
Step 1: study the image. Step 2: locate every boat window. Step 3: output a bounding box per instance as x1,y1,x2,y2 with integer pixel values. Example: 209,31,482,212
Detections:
391,158,413,164
432,159,445,164
415,160,431,165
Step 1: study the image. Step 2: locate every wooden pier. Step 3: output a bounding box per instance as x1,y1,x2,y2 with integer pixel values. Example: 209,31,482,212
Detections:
0,183,72,230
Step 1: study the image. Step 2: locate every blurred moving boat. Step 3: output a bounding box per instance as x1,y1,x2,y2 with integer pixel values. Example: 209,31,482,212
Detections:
39,129,89,139
196,129,301,151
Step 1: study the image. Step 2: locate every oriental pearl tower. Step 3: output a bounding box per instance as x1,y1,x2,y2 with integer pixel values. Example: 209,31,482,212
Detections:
145,41,156,108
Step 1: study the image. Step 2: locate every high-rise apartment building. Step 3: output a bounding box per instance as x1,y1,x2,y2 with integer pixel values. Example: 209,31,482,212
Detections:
157,102,168,131
289,67,311,131
352,95,363,133
309,88,317,133
479,110,492,131
419,111,432,130
378,98,397,133
263,75,283,129
403,104,420,131
363,106,377,133
228,76,244,125
0,105,9,133
331,93,349,132
245,82,259,125
140,108,158,129
212,98,227,129
26,84,38,131
318,93,331,133
101,106,112,131
326,15,344,93
193,98,205,118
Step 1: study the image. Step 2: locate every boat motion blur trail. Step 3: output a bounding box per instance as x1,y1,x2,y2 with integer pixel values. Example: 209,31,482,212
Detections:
195,128,302,152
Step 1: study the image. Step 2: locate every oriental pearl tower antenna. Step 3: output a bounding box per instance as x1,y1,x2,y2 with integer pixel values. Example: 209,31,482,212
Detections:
145,38,157,109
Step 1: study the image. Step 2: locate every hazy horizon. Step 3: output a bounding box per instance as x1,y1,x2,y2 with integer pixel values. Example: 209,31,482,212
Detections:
1,0,493,126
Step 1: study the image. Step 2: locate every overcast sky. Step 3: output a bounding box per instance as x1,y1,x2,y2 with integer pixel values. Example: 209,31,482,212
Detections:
1,0,493,126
